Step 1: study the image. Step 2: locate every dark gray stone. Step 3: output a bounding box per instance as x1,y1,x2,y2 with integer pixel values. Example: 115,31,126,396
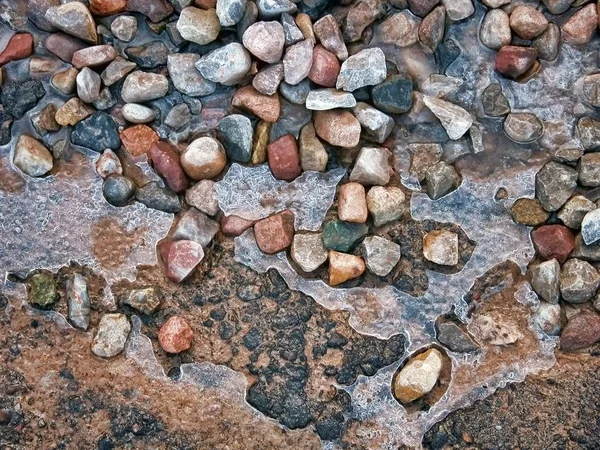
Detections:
481,83,510,117
72,112,121,152
437,322,479,353
371,75,414,114
125,41,169,69
217,114,253,162
103,174,136,207
135,181,181,213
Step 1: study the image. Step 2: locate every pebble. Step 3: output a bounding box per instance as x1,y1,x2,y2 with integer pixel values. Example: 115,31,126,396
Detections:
120,124,159,157
503,112,544,144
338,182,368,223
495,46,537,80
423,96,473,140
181,137,227,181
328,251,366,286
481,83,510,117
72,112,120,153
281,12,303,45
52,67,79,95
148,141,189,193
13,135,53,177
266,134,301,181
67,273,90,330
55,98,94,127
560,258,600,304
165,103,191,130
196,43,252,85
510,198,550,226
127,0,174,22
136,182,181,213
167,54,214,97
535,161,578,211
122,103,156,124
560,311,600,351
362,235,401,276
242,21,285,63
253,63,284,95
352,102,394,144
297,13,316,43
125,41,169,69
299,122,328,171
217,114,253,162
254,210,295,254
103,174,136,206
558,196,595,229
366,186,405,227
172,208,219,246
101,57,137,87
562,3,598,45
305,89,356,110
531,224,575,263
532,23,560,62
583,73,600,108
529,259,560,304
322,220,368,252
221,215,256,236
76,67,101,103
163,239,204,282
111,15,137,42
336,48,387,92
577,116,600,151
31,104,59,135
407,0,440,17
532,302,563,336
177,7,221,45
344,0,386,42
0,33,33,67
283,39,314,85
308,45,340,88
441,0,474,21
45,2,98,44
582,209,600,245
217,0,247,26
571,233,600,262
91,314,131,358
252,120,271,164
372,75,413,114
90,0,126,16
437,323,479,353
122,287,162,315
313,110,361,147
423,229,458,266
186,179,220,216
350,147,392,186
419,6,445,52
509,5,548,40
393,348,443,404
121,72,169,103
480,9,511,51
578,153,600,187
28,273,58,307
96,149,122,178
291,233,328,272
425,161,459,199
232,85,281,122
256,0,297,19
159,316,194,353
279,79,311,104
72,45,116,69
421,74,463,100
542,0,574,15
44,33,87,63
313,14,348,61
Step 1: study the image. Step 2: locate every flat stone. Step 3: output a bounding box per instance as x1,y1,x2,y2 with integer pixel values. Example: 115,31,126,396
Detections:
122,287,162,315
28,273,58,307
72,45,116,69
0,33,33,67
350,147,392,186
582,208,600,245
177,7,221,45
503,113,544,143
55,98,93,127
393,348,443,404
103,174,136,206
437,322,479,353
221,215,256,236
558,196,596,229
562,3,598,45
305,89,356,110
283,39,314,85
125,41,169,69
254,210,295,254
366,186,405,227
76,67,101,103
560,312,600,351
253,63,284,95
232,85,281,122
419,6,445,52
67,273,90,330
122,103,156,124
423,229,458,266
510,198,550,226
529,259,560,304
313,110,361,147
172,208,219,246
313,14,348,61
44,32,88,63
532,23,560,62
352,102,394,144
509,5,548,40
96,149,122,178
338,182,368,223
217,114,253,162
111,15,137,42
471,312,523,345
531,224,575,263
217,0,247,26
362,235,401,276
45,2,98,44
196,43,252,86
495,46,537,80
481,83,510,117
328,250,366,286
281,12,303,45
186,179,220,216
148,141,189,193
121,72,169,103
136,182,181,213
425,161,459,199
299,122,328,171
52,67,78,95
378,11,419,47
480,9,511,50
535,161,578,211
532,302,563,336
267,134,301,181
159,316,194,353
578,153,600,187
423,96,473,140
336,48,387,92
291,233,328,272
256,0,297,19
242,21,285,63
322,220,368,252
560,258,600,304
91,314,131,358
13,135,53,178
308,45,340,88
127,0,174,22
31,104,59,135
181,137,227,180
101,58,137,87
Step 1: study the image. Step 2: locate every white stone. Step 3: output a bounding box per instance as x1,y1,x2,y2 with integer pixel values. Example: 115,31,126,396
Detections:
291,233,328,272
305,89,357,110
423,96,473,140
122,103,156,124
91,313,131,358
362,236,401,276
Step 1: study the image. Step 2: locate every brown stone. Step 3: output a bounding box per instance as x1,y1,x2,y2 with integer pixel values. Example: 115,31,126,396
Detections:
296,13,316,44
509,5,548,40
195,0,217,8
52,67,79,95
252,121,271,164
308,45,340,88
338,182,368,223
495,46,537,80
44,32,88,63
232,85,281,123
120,125,159,157
55,98,94,127
562,3,598,45
510,198,550,227
314,110,361,148
180,137,227,180
127,0,174,22
159,316,194,353
148,141,189,193
419,6,445,52
267,135,302,181
0,33,33,67
254,210,295,254
221,215,256,236
72,45,117,69
560,312,600,351
531,224,575,263
90,0,127,16
328,251,365,286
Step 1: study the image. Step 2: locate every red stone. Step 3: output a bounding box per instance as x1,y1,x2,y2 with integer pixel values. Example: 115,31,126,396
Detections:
267,134,302,181
560,312,600,351
531,224,575,263
72,45,116,69
158,316,194,353
0,33,33,67
495,46,537,79
164,240,204,283
308,45,340,88
254,210,295,254
121,125,159,157
90,0,127,16
148,141,189,193
221,215,256,236
44,33,88,63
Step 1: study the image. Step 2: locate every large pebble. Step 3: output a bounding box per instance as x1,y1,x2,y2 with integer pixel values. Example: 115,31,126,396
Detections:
121,72,169,103
27,0,61,32
267,134,302,181
172,208,219,247
503,113,544,143
343,0,386,42
367,186,405,226
186,179,220,216
253,63,284,95
148,141,189,193
45,2,98,44
217,114,253,162
558,196,595,229
299,122,328,171
122,103,156,124
562,3,598,45
322,220,368,252
313,110,361,147
103,174,136,206
127,0,173,22
336,48,387,92
495,46,537,79
441,0,473,21
122,287,162,315
480,9,511,51
313,14,348,61
481,83,510,117
55,98,93,126
509,5,548,40
510,198,550,227
393,348,443,404
560,258,600,304
101,57,136,87
76,68,101,103
532,23,560,62
256,0,297,19
578,153,600,187
291,233,328,272
91,314,131,358
426,161,459,200
136,182,181,213
13,135,53,177
254,210,295,254
437,323,479,353
582,209,600,245
95,149,122,178
196,43,252,86
419,6,445,52
181,137,227,180
535,161,577,212
111,15,137,42
177,7,221,45
529,259,560,304
532,302,563,336
72,45,116,69
242,21,285,63
362,235,401,276
0,33,33,67
350,147,392,186
120,125,159,156
328,251,365,286
281,12,303,45
531,224,575,263
125,41,169,70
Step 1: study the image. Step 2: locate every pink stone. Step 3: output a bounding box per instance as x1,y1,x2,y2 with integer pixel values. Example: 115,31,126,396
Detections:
158,316,194,353
495,45,537,79
221,215,256,236
164,240,204,283
127,0,173,22
308,45,340,88
148,141,189,193
254,210,295,254
562,3,598,45
267,134,302,181
72,45,117,69
0,33,33,67
90,0,127,16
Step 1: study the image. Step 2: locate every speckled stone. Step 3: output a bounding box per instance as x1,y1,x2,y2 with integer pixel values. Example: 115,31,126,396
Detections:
91,314,131,358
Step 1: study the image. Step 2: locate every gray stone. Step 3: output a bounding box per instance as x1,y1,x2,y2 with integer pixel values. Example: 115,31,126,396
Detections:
13,135,53,177
349,147,392,186
366,186,406,227
164,103,191,130
177,6,221,45
423,96,473,140
532,302,563,336
441,0,474,21
135,182,181,213
305,89,356,110
558,195,596,229
45,2,98,44
577,116,600,151
480,8,511,50
371,75,413,114
532,23,560,62
503,112,544,143
423,229,458,266
242,20,285,63
552,139,584,163
535,161,578,212
380,10,420,47
481,83,510,117
281,12,303,45
291,233,328,272
121,71,169,103
362,236,401,276
279,79,311,104
122,287,162,315
196,43,252,86
560,258,600,303
571,233,600,261
425,161,459,200
111,15,137,42
122,104,157,124
353,102,394,144
583,73,600,108
101,57,137,87
253,63,284,96
529,259,560,304
256,0,297,19
336,48,387,92
217,0,247,26
93,87,117,112
172,208,220,247
168,54,216,97
582,209,600,245
217,114,253,162
237,1,258,38
578,152,600,187
67,273,90,330
186,179,220,216
91,314,131,358
76,67,101,104
313,14,348,61
437,322,479,353
420,74,463,99
103,175,136,207
283,39,314,85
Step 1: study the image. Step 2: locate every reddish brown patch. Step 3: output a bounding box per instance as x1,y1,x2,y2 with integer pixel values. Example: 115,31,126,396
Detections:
254,210,295,254
148,141,188,193
120,125,159,157
158,315,194,353
267,134,302,181
308,45,340,87
531,225,575,263
0,33,33,66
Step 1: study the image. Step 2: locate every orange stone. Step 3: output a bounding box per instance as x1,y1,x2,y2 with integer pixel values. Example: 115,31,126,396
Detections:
314,110,361,147
254,210,295,254
158,316,194,353
338,182,368,223
120,125,159,157
89,0,127,16
232,85,281,123
328,251,365,286
0,33,33,67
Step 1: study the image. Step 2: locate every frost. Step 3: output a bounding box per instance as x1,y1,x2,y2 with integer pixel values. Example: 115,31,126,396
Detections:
215,163,346,231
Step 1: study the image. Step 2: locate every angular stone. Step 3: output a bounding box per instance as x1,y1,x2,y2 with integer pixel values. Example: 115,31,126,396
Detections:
122,287,162,315
481,83,510,117
352,102,394,144
221,215,256,236
531,224,575,263
535,161,578,212
338,182,368,223
96,149,122,178
55,98,93,127
378,11,419,48
31,104,60,136
313,14,348,61
529,259,560,304
571,233,600,262
510,198,550,227
480,9,511,51
252,120,271,164
1,79,45,120
577,117,600,151
366,186,405,227
578,153,600,187
52,67,79,95
503,112,544,144
67,273,90,330
164,240,204,283
0,33,33,67
582,209,600,246
72,112,120,153
172,208,219,246
533,23,560,62
313,110,361,147
562,3,598,45
254,210,295,254
437,322,479,353
291,233,328,272
242,21,285,63
279,79,311,104
136,182,181,213
350,147,392,186
253,63,284,95
305,89,356,110
111,15,137,42
27,0,61,32
28,273,58,307
509,5,548,40
196,43,252,85
91,314,131,358
76,67,101,103
423,96,473,140
103,174,136,206
471,312,523,345
148,141,189,193
322,220,368,252
560,312,600,351
371,75,413,114
122,103,156,124
425,161,459,200
560,258,600,304
217,114,253,162
120,125,159,157
45,2,98,44
328,251,366,286
281,12,303,45
344,0,386,42
336,48,386,92
181,136,227,180
159,316,193,353
121,72,169,103
217,0,247,26
232,85,281,122
558,196,596,229
393,348,443,404
186,179,220,216
13,135,53,178
255,0,297,19
532,302,563,336
299,122,328,171
495,46,537,80
423,229,458,266
72,45,116,69
308,45,340,88
362,235,401,276
296,13,315,43
127,0,174,22
125,41,169,70
283,39,314,85
101,57,137,87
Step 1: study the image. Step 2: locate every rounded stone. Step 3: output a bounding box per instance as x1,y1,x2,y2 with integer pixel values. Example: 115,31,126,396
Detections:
313,110,361,148
328,251,366,286
196,43,252,86
103,174,136,206
503,113,544,144
159,316,194,353
480,9,511,51
181,137,227,181
510,198,550,226
242,21,285,63
177,7,221,45
509,5,548,40
13,135,53,177
122,103,156,124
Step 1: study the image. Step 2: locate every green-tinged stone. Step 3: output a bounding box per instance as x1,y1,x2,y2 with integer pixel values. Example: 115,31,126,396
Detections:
29,273,58,307
322,220,368,252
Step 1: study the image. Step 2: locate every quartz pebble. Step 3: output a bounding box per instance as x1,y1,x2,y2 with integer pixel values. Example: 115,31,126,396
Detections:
172,208,219,247
291,233,328,272
529,259,560,304
423,96,473,140
122,104,156,124
177,7,221,45
299,123,328,171
267,134,302,181
314,110,361,148
163,240,205,283
111,15,137,42
13,135,53,177
362,235,401,276
217,114,253,162
159,316,194,353
256,0,297,19
67,273,90,330
196,43,252,85
121,72,169,103
350,147,392,186
305,89,356,110
393,348,443,404
254,210,295,254
338,182,368,223
313,14,348,61
243,21,285,63
423,229,458,266
336,48,387,92
531,225,575,263
122,287,162,315
186,180,220,216
91,314,131,358
45,2,98,44
181,137,227,180
328,251,365,286
560,258,600,304
95,149,122,178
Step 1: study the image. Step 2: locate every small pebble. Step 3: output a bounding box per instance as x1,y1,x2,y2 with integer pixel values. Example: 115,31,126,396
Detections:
163,240,205,283
172,208,219,246
159,316,194,353
103,174,136,206
122,103,156,124
186,179,220,216
122,287,162,315
95,149,123,178
393,348,443,404
291,233,328,272
67,273,90,330
177,7,221,45
254,210,295,254
91,314,131,358
336,48,387,92
196,43,252,85
267,134,302,181
423,229,458,266
362,235,401,276
328,251,365,286
13,135,53,177
367,186,406,227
